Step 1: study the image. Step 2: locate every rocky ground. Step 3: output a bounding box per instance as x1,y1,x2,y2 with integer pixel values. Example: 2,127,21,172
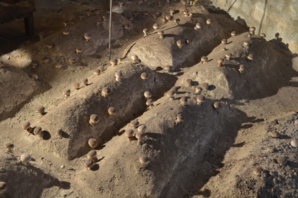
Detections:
0,0,297,198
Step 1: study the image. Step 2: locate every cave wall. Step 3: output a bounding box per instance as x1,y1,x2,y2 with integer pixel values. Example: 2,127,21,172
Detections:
210,0,298,53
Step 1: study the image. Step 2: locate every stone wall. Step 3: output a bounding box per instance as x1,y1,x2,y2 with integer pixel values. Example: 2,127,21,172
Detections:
210,0,298,53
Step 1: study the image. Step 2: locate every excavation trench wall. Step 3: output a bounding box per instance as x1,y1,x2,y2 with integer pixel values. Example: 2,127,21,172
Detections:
210,0,298,53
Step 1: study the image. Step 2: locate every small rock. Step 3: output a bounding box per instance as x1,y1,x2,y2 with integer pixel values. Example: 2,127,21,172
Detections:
270,131,280,138
290,139,297,148
276,156,287,165
253,167,263,176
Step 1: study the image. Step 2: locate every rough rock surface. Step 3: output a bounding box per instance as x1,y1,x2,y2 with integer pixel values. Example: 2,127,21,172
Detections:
128,11,245,70
0,66,36,121
210,0,298,53
201,112,298,198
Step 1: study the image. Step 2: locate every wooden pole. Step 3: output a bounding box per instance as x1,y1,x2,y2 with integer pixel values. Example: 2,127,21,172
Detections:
108,0,112,61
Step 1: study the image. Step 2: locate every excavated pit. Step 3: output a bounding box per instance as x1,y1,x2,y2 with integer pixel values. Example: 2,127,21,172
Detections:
0,1,297,198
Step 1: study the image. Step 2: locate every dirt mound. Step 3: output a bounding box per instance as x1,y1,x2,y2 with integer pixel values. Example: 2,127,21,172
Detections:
26,61,175,160
128,11,245,70
71,90,251,198
0,65,36,121
179,32,296,100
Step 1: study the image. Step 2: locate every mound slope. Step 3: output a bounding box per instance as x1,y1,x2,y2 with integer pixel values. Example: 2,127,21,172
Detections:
179,32,296,100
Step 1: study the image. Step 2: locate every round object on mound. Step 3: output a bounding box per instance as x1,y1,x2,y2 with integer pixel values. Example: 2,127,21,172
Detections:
290,139,297,148
270,130,280,138
88,138,98,149
130,119,139,128
0,181,7,194
125,129,135,140
20,153,31,164
87,150,97,160
107,107,116,115
253,167,263,176
89,114,99,125
139,155,150,167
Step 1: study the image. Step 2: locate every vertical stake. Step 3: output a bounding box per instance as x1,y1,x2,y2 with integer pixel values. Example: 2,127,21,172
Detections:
108,0,113,61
